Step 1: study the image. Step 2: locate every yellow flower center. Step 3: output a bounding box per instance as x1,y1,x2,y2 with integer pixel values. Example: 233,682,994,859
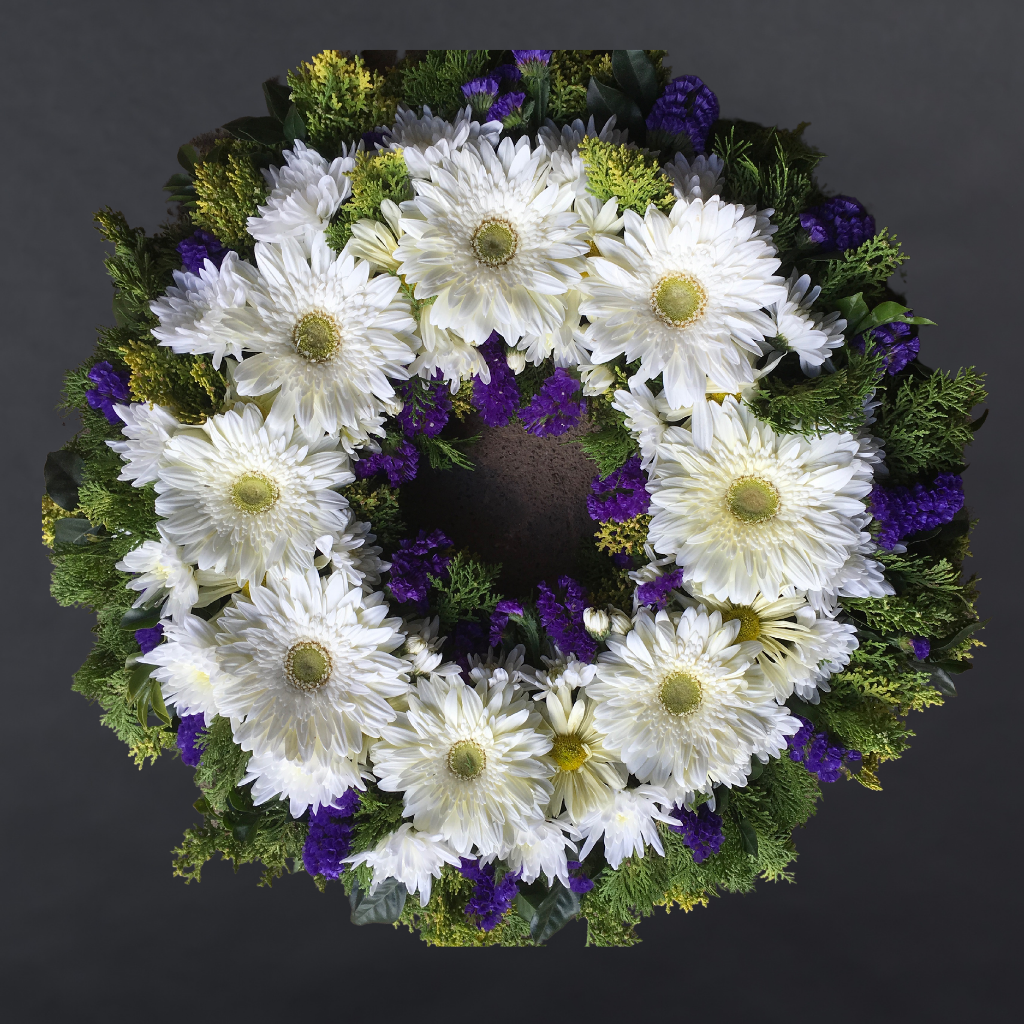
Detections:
651,273,708,328
293,311,341,362
285,640,332,692
447,739,487,779
721,605,762,641
231,473,279,515
726,476,781,524
659,671,703,716
550,733,589,772
472,217,519,266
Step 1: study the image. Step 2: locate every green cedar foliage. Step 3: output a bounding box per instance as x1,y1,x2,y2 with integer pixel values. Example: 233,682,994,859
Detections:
577,137,675,215
814,229,907,306
399,50,493,120
429,551,503,628
324,150,411,250
341,479,405,549
192,140,267,250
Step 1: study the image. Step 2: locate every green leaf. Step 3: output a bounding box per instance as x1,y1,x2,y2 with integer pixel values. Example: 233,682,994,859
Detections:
611,50,659,112
924,664,958,696
349,876,408,925
52,518,95,546
176,144,199,172
853,301,937,337
712,786,730,815
120,604,163,630
833,292,869,329
193,797,211,815
530,882,580,943
127,663,155,702
222,115,286,146
44,450,84,511
148,679,172,726
586,77,643,136
737,816,759,857
262,78,293,122
746,756,764,782
968,408,989,432
282,104,307,143
930,619,988,657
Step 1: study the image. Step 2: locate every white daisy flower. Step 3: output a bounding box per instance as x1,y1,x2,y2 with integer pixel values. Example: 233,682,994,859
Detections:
397,617,451,679
394,136,589,345
502,818,579,888
247,139,355,245
313,519,386,593
108,402,183,487
537,115,628,199
575,785,675,869
345,822,461,908
578,362,616,397
804,535,894,614
466,644,530,694
345,199,403,273
515,289,588,367
612,380,689,470
371,673,553,857
579,198,787,408
155,403,353,585
588,606,798,794
139,612,222,722
383,104,502,179
523,649,598,698
647,397,874,603
663,152,725,203
150,251,261,369
539,687,626,821
115,537,198,622
225,235,418,441
214,567,408,762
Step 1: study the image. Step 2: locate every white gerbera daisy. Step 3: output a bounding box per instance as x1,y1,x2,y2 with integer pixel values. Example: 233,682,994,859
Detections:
116,537,198,622
647,397,874,603
397,617,451,679
242,741,366,818
539,687,626,821
579,199,786,408
502,818,579,888
247,139,355,245
588,606,798,794
313,518,386,593
383,104,501,178
663,152,725,203
108,402,183,486
215,567,408,763
756,270,847,376
524,649,598,698
516,289,588,367
804,535,894,614
139,612,222,722
225,235,417,440
155,403,352,585
150,251,261,369
371,673,553,856
345,822,461,907
394,136,589,345
575,785,675,869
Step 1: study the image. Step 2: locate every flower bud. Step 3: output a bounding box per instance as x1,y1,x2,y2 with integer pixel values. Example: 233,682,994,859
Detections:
607,607,632,635
583,606,611,641
404,635,428,655
580,363,615,396
505,347,527,373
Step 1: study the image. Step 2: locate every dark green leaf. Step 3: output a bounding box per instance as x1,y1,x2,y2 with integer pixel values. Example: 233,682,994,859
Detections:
852,300,937,337
148,679,172,726
930,619,988,657
176,144,199,172
925,665,958,696
44,450,84,511
611,50,659,112
833,292,869,328
120,604,163,630
262,78,293,122
127,663,155,702
587,77,644,136
222,115,286,146
969,408,989,432
193,796,211,815
746,756,764,782
737,816,759,857
282,104,307,143
52,518,94,545
711,786,730,815
349,876,407,925
530,881,580,943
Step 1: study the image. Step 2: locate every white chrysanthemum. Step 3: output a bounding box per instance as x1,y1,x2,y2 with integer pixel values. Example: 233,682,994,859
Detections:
647,397,874,603
345,823,461,907
247,139,355,245
516,289,588,367
384,104,501,178
371,673,553,856
612,380,690,470
396,616,453,680
524,649,598,698
155,404,352,585
588,606,798,794
139,612,222,722
108,402,183,486
223,236,417,440
502,819,579,888
579,199,787,408
539,687,625,821
214,567,408,762
575,785,674,869
150,252,261,369
116,537,198,622
313,519,386,593
243,741,366,818
663,152,725,203
756,270,847,376
394,136,589,345
804,535,894,614
539,115,628,199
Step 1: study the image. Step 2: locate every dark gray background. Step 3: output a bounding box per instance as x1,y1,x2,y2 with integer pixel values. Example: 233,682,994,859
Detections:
3,1,1020,1020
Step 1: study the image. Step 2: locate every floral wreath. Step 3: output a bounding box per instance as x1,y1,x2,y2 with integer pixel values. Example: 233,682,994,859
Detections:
43,49,986,947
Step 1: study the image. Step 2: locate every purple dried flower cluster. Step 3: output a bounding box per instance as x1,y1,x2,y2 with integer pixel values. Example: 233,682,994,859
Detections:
788,716,861,783
461,76,501,114
489,599,525,646
645,75,720,154
799,195,876,252
135,623,164,654
636,568,685,610
854,319,920,375
472,332,520,427
565,860,595,894
302,790,361,880
176,713,206,768
586,456,650,522
177,230,227,275
396,373,452,438
459,858,521,931
537,576,597,661
870,473,964,550
911,637,931,659
448,620,489,670
512,50,552,66
492,63,521,85
86,362,132,424
668,803,725,864
488,92,526,121
388,529,453,605
354,440,419,487
521,368,585,437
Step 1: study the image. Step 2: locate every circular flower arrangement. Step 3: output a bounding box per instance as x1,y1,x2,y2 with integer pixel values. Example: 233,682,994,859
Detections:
43,49,987,947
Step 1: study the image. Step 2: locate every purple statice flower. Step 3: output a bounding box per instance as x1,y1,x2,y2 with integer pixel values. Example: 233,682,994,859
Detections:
586,456,650,523
492,63,522,86
799,195,876,252
489,599,525,646
361,130,387,150
512,50,552,67
302,790,361,880
177,229,227,275
387,529,453,605
459,858,521,931
449,620,489,673
870,473,964,550
461,75,501,116
853,319,920,375
668,803,725,864
85,362,132,424
135,623,164,654
176,713,206,768
565,860,594,894
395,373,452,439
645,75,720,154
521,368,585,437
537,576,597,661
354,440,419,488
472,332,521,427
488,91,527,122
612,552,632,569
788,716,861,783
911,637,931,660
636,568,685,610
